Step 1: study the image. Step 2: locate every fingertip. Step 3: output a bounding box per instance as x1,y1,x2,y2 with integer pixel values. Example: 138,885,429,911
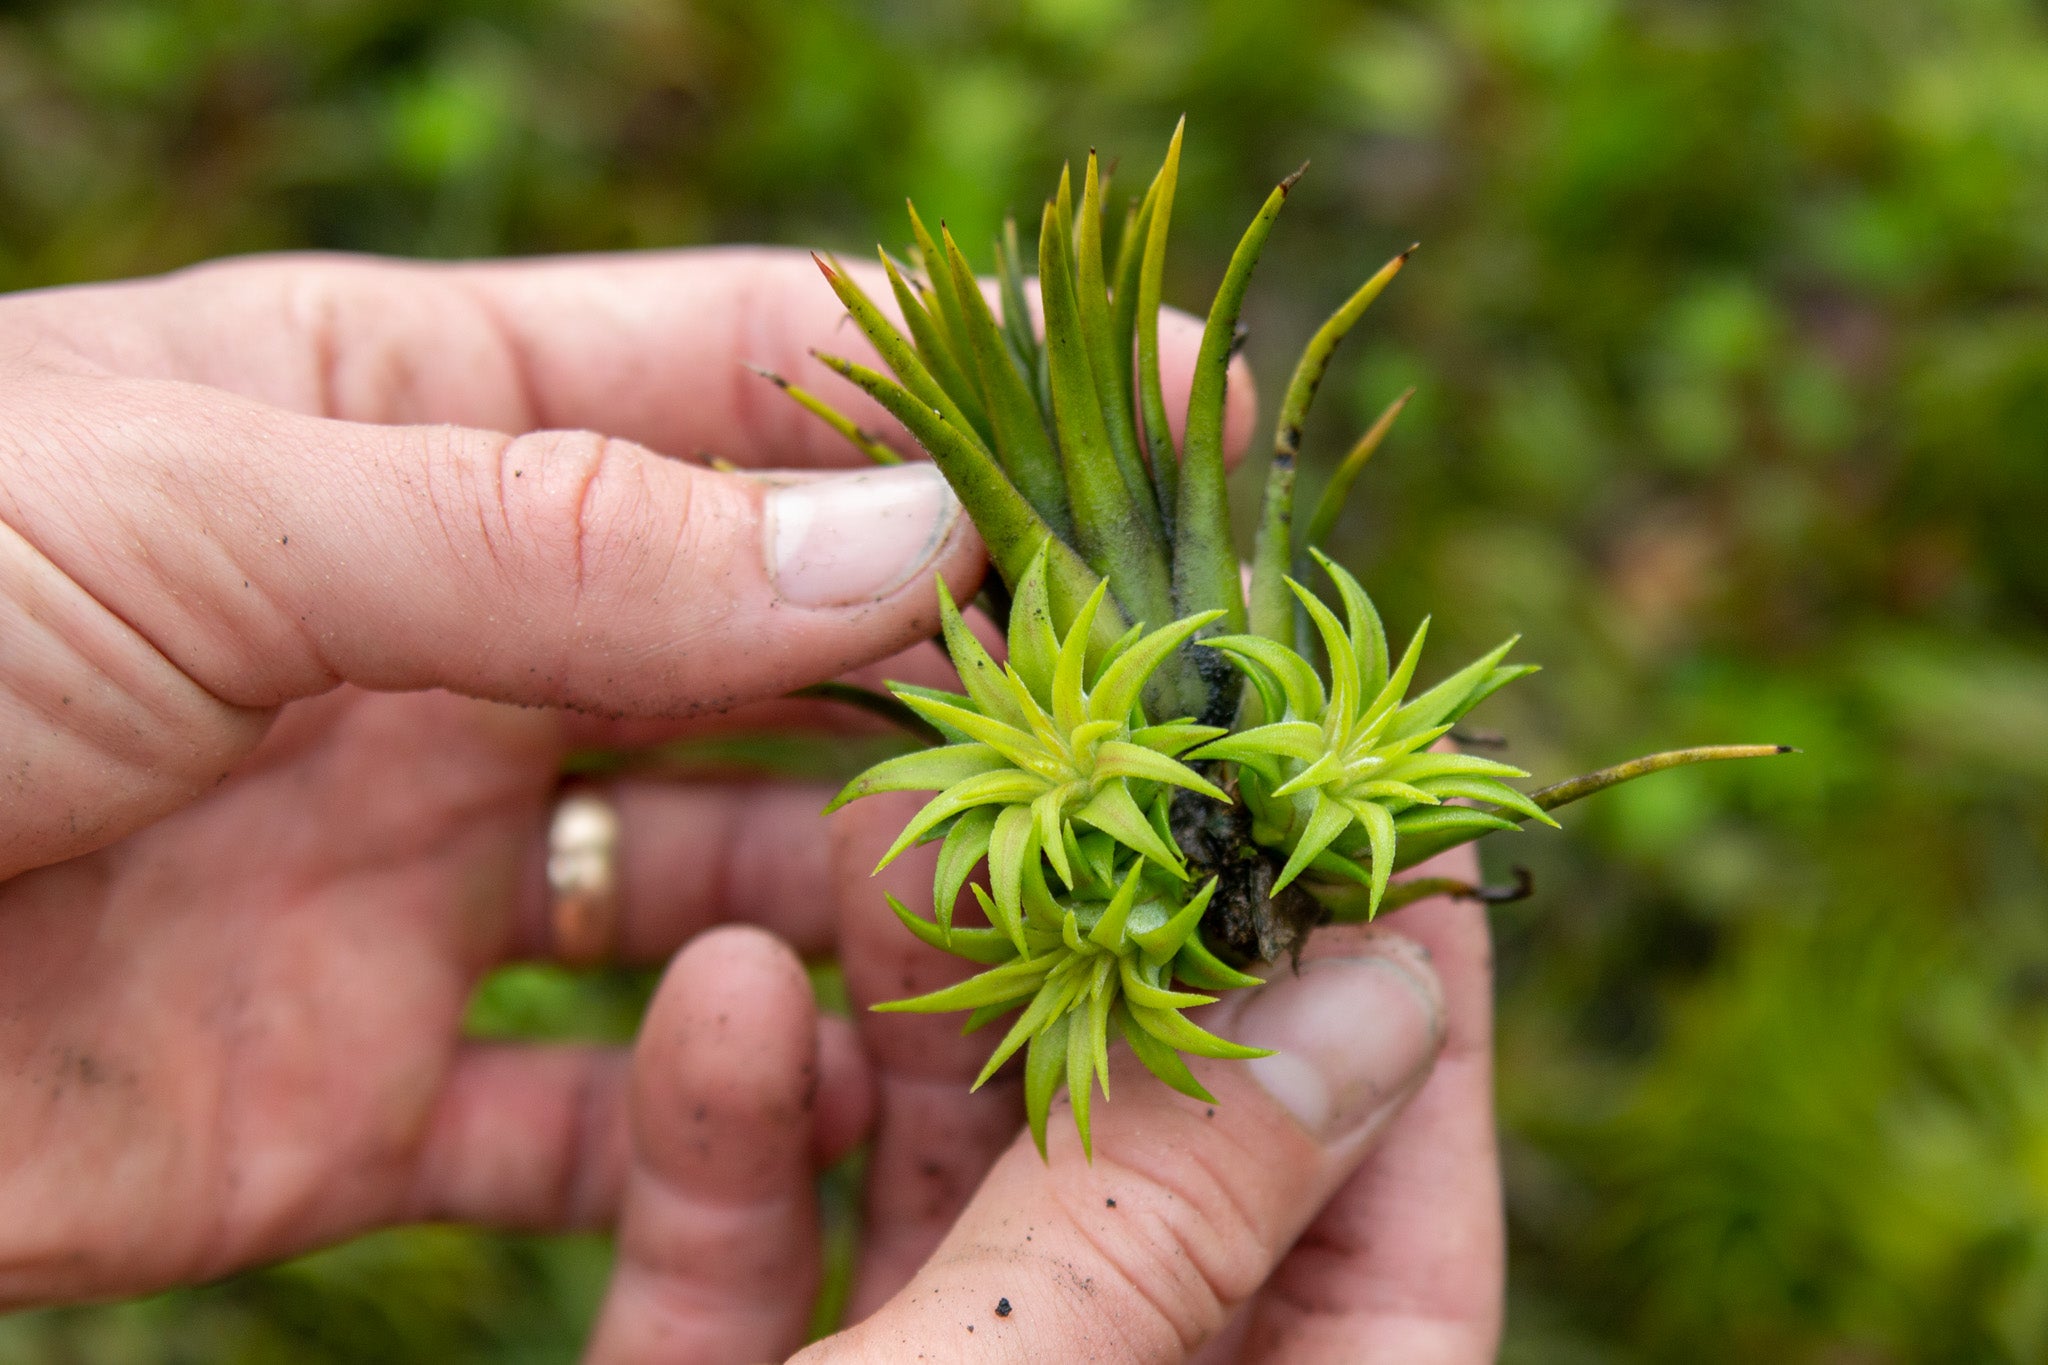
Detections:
1155,306,1262,471
1224,349,1260,463
633,924,817,1160
664,920,813,997
1235,939,1445,1149
762,462,981,612
928,504,989,623
591,924,825,1362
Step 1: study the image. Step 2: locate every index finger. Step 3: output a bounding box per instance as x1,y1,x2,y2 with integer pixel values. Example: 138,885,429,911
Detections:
6,247,1260,470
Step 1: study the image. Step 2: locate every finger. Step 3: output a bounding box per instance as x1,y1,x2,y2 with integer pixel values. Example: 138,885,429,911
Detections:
1235,842,1503,1363
830,793,1025,1322
554,621,973,752
586,925,857,1365
404,1044,629,1232
0,511,274,878
401,1013,871,1240
16,374,982,712
9,248,1258,472
2,362,981,871
797,934,1446,1362
510,780,845,968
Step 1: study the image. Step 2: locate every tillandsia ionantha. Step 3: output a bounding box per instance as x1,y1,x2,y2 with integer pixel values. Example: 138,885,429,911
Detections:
758,120,1791,1156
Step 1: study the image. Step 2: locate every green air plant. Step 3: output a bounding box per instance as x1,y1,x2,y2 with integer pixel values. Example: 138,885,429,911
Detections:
763,122,1790,1156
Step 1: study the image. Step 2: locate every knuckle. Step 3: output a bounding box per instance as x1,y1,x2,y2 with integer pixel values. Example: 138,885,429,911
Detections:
490,427,602,583
179,254,527,428
1074,1136,1279,1351
490,429,675,602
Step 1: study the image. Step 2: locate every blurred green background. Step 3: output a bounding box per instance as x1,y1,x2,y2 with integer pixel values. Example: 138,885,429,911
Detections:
1,0,2044,1360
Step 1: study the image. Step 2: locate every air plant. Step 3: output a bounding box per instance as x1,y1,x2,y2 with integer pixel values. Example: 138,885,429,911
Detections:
763,121,1789,1155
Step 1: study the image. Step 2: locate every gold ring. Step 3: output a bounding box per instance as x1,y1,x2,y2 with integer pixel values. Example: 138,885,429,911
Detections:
547,787,621,966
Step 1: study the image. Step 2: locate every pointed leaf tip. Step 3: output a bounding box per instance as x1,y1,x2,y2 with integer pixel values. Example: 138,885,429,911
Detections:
1529,744,1797,814
1176,175,1292,634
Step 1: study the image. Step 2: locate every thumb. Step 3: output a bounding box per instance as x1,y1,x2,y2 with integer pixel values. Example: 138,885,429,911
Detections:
2,365,977,872
123,383,980,711
798,934,1446,1363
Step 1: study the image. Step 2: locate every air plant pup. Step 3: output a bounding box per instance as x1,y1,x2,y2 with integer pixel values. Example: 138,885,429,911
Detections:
758,121,1789,1156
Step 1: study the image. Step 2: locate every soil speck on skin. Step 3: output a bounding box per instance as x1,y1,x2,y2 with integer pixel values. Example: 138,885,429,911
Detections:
995,1298,1011,1318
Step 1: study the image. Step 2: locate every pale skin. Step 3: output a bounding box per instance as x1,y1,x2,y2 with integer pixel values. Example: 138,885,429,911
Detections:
0,248,1502,1361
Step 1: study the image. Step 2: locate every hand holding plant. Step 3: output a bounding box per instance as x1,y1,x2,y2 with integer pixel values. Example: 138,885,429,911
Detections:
0,248,987,1315
0,242,1510,1364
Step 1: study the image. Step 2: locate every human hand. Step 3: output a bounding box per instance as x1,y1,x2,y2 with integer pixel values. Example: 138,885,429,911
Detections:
826,800,1503,1362
0,246,1244,1308
0,246,987,1305
574,799,1502,1363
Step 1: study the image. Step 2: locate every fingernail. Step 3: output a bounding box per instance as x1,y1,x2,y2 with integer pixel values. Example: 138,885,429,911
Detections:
1234,936,1446,1145
764,464,961,608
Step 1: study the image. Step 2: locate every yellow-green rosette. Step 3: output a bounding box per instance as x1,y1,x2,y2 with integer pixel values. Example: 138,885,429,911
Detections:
827,548,1274,1153
827,547,1227,951
1191,551,1554,916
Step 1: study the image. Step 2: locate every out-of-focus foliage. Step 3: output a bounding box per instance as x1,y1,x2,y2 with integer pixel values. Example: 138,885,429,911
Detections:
0,0,2043,1360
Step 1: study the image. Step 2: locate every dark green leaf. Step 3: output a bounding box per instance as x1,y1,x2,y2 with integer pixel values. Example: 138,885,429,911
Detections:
1076,151,1162,545
1039,187,1174,628
811,350,1120,644
1271,247,1412,465
940,227,1071,537
877,250,987,443
1174,169,1298,630
1136,118,1184,526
